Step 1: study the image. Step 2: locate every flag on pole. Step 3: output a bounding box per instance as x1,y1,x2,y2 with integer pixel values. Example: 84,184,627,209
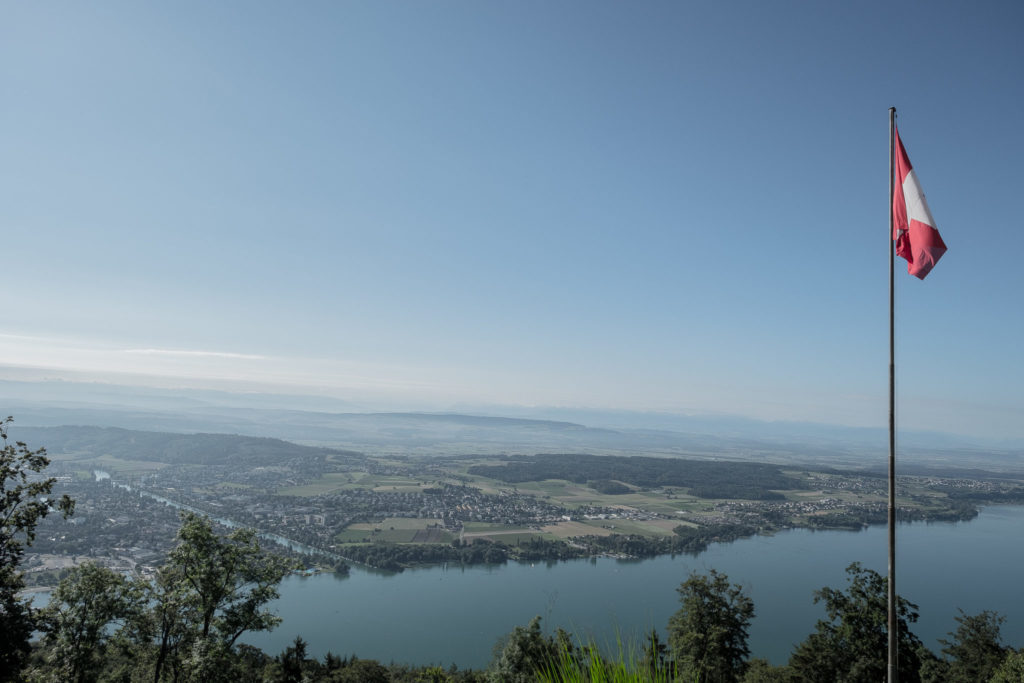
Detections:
892,125,947,279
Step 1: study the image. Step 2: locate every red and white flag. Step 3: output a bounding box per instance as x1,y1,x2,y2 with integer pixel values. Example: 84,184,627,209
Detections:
893,124,947,279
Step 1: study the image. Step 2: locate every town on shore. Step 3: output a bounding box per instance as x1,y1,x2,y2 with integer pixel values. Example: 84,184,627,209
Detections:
23,427,1023,582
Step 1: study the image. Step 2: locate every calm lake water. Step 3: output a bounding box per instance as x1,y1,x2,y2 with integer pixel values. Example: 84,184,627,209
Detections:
242,506,1024,669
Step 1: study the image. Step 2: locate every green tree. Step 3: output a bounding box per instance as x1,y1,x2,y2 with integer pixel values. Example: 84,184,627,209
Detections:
37,562,145,683
667,569,755,683
147,512,295,682
939,609,1007,682
143,561,194,683
788,562,924,683
264,635,314,683
642,628,670,678
0,417,74,681
489,616,568,683
990,650,1024,683
741,658,792,682
330,658,390,682
917,644,949,683
415,665,455,682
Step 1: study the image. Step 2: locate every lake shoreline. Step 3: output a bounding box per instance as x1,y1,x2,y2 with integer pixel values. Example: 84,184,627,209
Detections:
238,505,1024,669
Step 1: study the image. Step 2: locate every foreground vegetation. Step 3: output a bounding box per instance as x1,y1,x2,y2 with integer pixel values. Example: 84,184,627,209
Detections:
6,420,1024,681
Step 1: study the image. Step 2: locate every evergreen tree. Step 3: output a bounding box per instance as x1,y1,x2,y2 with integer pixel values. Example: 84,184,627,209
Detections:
642,628,670,677
269,635,312,683
489,616,563,683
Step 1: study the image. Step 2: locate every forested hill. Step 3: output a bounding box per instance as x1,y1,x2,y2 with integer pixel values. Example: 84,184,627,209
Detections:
468,453,805,500
14,425,363,467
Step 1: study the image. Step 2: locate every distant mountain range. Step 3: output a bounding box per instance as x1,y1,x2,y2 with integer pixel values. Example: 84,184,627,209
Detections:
3,377,1023,473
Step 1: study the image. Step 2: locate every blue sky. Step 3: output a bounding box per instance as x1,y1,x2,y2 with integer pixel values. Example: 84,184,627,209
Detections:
2,1,1022,438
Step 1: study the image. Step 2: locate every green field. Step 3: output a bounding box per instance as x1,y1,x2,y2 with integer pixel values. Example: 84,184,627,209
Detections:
475,531,554,544
574,518,679,536
459,521,553,544
459,522,513,533
334,518,452,544
86,454,168,475
277,472,357,496
280,471,436,496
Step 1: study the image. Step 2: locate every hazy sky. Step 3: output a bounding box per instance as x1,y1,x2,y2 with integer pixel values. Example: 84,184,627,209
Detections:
2,1,1022,438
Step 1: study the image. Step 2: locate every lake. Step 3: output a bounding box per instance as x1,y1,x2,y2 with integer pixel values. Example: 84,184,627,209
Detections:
241,505,1024,669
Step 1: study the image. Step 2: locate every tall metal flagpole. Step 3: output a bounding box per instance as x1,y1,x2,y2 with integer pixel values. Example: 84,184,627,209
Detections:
888,106,898,683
